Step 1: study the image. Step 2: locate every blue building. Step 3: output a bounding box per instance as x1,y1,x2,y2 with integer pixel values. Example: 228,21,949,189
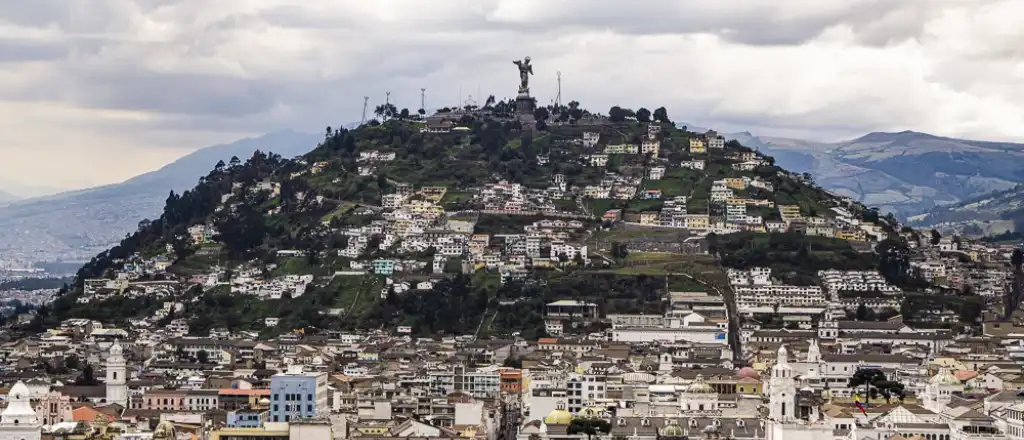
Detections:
269,366,329,423
226,410,267,428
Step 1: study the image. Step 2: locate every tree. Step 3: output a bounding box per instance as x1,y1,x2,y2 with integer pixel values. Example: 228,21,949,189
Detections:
197,349,209,364
611,241,629,260
418,108,426,116
856,303,869,321
75,363,98,386
930,229,942,246
64,355,81,371
706,232,719,257
534,107,550,121
567,418,611,440
635,107,651,123
399,108,410,119
653,106,669,123
573,253,585,267
608,106,626,122
848,368,905,401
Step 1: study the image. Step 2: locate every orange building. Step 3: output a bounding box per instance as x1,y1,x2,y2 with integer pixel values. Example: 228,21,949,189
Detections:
500,368,523,394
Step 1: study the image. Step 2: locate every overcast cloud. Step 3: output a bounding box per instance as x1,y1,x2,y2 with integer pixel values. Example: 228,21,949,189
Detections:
0,0,1022,190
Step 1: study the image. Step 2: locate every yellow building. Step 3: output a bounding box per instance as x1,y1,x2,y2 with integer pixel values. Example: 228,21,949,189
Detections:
835,229,866,241
779,204,802,218
641,140,660,156
723,177,746,190
639,211,661,225
689,138,706,153
684,214,710,230
419,186,448,202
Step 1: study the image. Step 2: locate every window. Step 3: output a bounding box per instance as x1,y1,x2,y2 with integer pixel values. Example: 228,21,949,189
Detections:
308,394,313,401
307,405,313,412
273,405,278,411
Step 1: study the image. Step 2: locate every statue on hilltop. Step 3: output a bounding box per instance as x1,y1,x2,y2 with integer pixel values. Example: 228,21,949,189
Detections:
513,56,533,95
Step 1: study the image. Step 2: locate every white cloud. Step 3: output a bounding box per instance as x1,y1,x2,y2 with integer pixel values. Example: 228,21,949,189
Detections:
0,0,1022,191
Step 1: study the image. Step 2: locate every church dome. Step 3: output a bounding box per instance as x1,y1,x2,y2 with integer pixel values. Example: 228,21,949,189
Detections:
153,421,177,440
736,367,760,379
660,420,686,438
929,367,960,386
686,374,715,394
544,408,573,425
259,397,271,406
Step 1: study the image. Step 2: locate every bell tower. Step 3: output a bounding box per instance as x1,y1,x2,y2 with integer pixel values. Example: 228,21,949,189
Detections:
106,341,128,407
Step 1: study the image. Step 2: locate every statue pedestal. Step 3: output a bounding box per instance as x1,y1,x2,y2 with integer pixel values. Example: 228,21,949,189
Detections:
516,94,536,118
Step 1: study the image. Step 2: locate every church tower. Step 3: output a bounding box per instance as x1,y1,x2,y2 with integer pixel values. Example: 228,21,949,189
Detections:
106,341,128,407
768,345,796,422
0,381,41,440
818,307,839,340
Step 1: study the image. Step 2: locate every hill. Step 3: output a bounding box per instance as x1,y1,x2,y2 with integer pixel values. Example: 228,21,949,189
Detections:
35,103,897,339
0,130,320,264
908,184,1024,237
730,131,1024,218
0,190,18,204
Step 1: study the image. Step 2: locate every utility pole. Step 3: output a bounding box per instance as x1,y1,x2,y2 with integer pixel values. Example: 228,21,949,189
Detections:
361,96,369,124
555,71,562,108
385,91,391,106
420,88,426,111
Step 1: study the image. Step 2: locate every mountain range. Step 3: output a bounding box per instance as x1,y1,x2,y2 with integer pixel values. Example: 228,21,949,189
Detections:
0,130,320,264
723,130,1024,220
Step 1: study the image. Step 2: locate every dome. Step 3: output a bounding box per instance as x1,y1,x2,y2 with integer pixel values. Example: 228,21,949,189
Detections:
686,374,715,394
543,408,573,425
777,345,789,363
736,367,760,379
661,420,686,438
929,367,960,386
259,397,271,406
153,421,177,440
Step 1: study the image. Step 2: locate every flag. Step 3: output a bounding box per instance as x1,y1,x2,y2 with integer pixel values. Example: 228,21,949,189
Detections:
854,395,867,416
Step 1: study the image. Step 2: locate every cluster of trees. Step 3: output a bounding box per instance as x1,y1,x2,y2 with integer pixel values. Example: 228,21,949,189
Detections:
607,106,670,123
848,368,906,401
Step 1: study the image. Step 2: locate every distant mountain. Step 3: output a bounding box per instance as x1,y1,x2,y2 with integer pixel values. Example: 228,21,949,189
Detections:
908,185,1024,237
0,130,321,262
0,191,18,204
726,130,1024,218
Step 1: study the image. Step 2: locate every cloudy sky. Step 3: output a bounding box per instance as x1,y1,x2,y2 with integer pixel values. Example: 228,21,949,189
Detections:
1,0,1023,193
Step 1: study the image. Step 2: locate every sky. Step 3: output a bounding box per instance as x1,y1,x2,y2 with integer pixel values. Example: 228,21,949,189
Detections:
1,0,1023,193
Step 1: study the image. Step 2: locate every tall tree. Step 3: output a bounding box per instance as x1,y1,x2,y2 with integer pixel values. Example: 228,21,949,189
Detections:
635,107,651,123
652,106,669,123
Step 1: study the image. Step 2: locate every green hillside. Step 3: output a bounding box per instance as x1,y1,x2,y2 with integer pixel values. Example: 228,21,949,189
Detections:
34,102,895,338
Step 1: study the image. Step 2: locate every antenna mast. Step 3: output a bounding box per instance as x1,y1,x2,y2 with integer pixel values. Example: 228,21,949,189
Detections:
555,71,562,108
385,91,391,106
420,88,426,111
361,96,369,124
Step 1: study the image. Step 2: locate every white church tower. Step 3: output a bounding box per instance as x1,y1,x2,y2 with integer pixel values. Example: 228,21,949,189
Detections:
106,341,128,407
768,345,796,422
0,381,41,440
818,307,839,340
